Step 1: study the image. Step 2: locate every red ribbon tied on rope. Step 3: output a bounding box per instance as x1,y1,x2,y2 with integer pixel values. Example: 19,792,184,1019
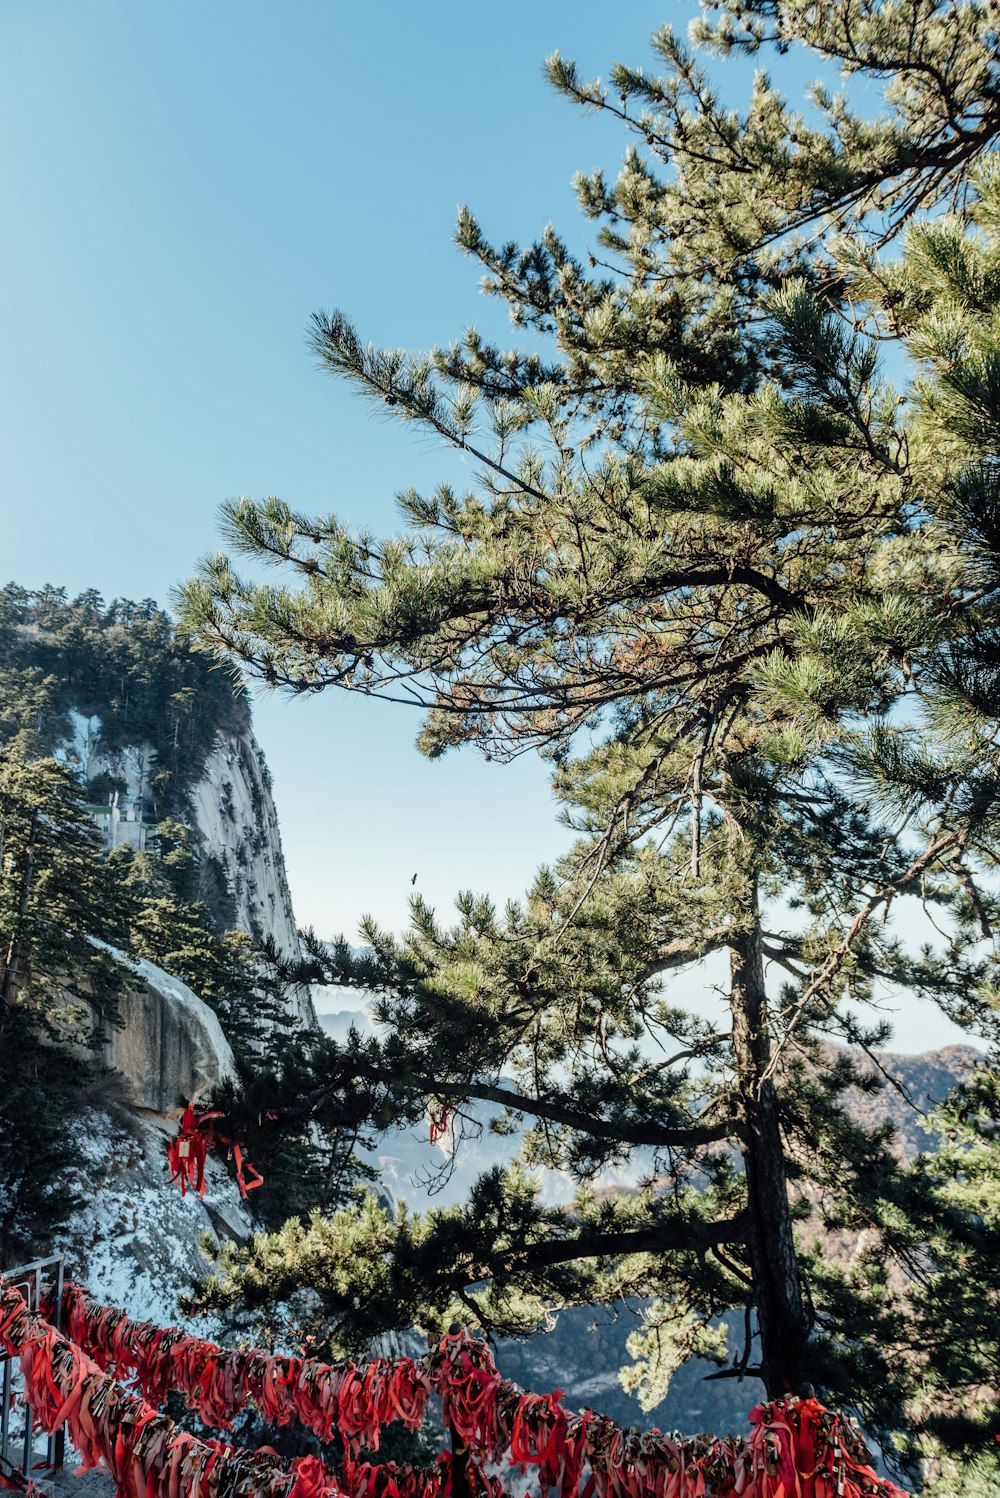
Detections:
48,1279,916,1498
0,1276,350,1498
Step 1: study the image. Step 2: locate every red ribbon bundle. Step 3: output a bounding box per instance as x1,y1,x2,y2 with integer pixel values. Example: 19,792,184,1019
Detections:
58,1282,433,1450
0,1277,343,1498
167,1105,217,1197
167,1105,264,1200
54,1282,913,1498
339,1452,503,1498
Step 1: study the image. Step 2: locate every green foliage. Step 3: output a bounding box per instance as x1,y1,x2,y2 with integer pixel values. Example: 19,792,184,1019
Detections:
0,749,129,1257
621,1304,729,1414
182,0,1000,1472
932,1451,1000,1498
194,1161,733,1361
0,749,130,1032
0,1007,90,1261
900,1060,1000,1463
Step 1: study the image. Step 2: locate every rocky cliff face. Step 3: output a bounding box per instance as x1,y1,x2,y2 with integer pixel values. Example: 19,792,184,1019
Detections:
58,710,315,1030
97,950,237,1114
39,708,314,1319
48,950,247,1321
188,730,314,1027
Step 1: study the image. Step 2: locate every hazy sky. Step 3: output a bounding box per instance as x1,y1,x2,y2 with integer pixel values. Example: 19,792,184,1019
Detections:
0,3,969,1050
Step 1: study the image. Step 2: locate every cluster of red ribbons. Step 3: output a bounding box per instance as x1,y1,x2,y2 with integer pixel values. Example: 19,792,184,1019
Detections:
167,1105,263,1200
0,1278,337,1498
433,1333,911,1498
58,1281,433,1448
53,1281,912,1498
0,1275,494,1498
340,1454,504,1498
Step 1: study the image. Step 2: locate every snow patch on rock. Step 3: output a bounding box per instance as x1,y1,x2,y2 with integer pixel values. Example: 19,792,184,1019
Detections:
56,1108,251,1328
56,710,154,817
54,710,102,778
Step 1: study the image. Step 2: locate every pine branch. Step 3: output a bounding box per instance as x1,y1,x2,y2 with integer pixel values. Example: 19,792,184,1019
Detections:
279,1054,737,1150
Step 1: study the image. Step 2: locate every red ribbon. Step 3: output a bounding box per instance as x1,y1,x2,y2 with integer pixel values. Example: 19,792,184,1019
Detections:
428,1106,449,1146
51,1280,915,1498
167,1105,263,1200
0,1277,349,1498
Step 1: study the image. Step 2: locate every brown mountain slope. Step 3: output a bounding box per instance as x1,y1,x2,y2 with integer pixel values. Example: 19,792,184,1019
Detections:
836,1044,981,1160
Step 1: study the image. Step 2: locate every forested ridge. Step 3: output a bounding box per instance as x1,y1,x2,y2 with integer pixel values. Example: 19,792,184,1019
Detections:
0,583,247,813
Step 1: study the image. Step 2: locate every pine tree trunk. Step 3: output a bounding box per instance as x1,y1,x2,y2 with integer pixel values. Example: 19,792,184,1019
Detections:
729,879,810,1396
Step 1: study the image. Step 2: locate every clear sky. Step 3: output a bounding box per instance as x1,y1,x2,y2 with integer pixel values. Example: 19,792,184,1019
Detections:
0,2,969,1050
0,0,723,939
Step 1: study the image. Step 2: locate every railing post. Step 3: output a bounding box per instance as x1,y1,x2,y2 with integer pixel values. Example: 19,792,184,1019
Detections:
0,1256,66,1483
448,1420,471,1498
51,1259,64,1473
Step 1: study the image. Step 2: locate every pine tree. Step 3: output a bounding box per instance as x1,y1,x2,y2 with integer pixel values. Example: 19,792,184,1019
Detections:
181,0,1000,1455
0,750,127,1256
0,750,129,1032
0,1004,89,1261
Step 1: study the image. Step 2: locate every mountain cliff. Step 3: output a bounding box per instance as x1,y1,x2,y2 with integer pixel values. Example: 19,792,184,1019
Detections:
0,583,315,1029
62,707,315,1029
187,729,314,1027
0,585,318,1307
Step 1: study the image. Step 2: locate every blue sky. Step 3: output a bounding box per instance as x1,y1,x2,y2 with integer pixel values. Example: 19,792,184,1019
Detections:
1,3,967,1049
0,0,709,941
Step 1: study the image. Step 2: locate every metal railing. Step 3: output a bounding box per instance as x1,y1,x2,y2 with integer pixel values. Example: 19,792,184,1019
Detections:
0,1255,65,1489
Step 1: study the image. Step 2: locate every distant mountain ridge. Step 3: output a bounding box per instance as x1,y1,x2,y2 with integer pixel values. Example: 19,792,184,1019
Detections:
839,1043,981,1158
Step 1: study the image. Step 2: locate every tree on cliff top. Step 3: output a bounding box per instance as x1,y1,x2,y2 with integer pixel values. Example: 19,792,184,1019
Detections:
182,0,1000,1456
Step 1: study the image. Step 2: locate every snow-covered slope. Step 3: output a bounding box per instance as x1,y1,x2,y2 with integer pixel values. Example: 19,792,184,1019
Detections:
56,1107,251,1325
41,945,245,1320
